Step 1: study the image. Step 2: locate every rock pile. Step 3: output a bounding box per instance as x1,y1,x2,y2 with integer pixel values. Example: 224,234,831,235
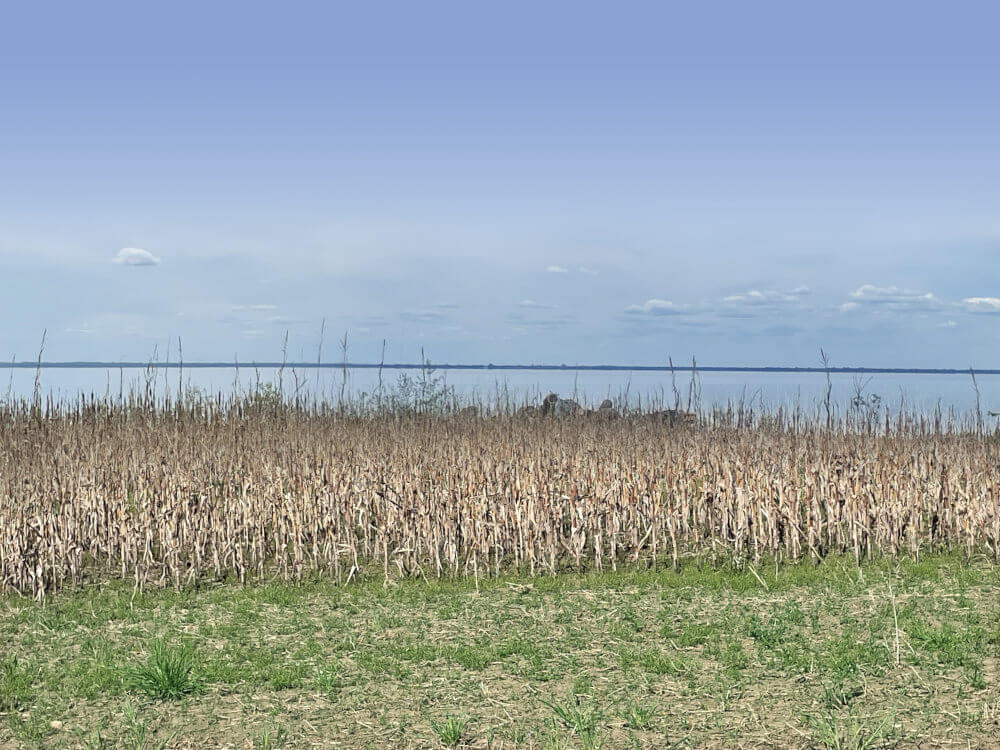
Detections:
513,394,696,424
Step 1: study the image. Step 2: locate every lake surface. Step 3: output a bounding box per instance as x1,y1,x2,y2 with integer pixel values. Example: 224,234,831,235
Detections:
3,365,999,417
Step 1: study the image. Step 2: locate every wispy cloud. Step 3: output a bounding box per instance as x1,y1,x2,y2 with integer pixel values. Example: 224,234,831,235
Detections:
519,299,558,309
625,299,690,316
112,247,160,266
506,311,577,331
722,287,810,306
400,309,448,322
840,285,940,312
717,287,810,318
266,315,307,326
960,297,1000,314
232,304,279,311
546,265,597,276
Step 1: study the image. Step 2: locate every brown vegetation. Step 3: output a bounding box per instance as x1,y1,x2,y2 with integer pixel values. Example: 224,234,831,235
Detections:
1,398,998,598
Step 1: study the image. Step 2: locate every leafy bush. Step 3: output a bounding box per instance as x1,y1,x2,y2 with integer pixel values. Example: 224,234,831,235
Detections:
384,360,455,415
245,382,286,413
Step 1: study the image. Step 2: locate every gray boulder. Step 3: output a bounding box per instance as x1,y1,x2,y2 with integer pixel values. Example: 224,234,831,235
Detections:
594,399,618,418
540,393,584,417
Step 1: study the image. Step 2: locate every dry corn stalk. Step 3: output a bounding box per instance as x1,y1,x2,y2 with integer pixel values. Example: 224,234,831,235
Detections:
1,397,998,598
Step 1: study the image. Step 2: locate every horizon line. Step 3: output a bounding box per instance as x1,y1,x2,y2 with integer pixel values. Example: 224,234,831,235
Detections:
1,362,997,376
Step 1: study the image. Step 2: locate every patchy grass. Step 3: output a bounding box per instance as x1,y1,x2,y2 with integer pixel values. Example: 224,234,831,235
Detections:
1,555,999,748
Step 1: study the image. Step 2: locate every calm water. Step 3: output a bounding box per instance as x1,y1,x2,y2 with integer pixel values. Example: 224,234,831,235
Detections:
3,366,999,417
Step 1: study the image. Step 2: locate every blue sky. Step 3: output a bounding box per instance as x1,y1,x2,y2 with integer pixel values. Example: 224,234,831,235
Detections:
3,0,1000,367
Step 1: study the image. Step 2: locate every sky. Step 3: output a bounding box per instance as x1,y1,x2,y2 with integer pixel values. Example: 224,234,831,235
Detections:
2,0,1000,368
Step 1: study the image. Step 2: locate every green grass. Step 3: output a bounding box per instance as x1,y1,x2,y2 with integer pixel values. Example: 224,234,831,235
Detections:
543,697,605,749
428,715,469,747
803,708,899,750
0,554,998,747
619,700,655,730
0,657,33,713
126,639,202,700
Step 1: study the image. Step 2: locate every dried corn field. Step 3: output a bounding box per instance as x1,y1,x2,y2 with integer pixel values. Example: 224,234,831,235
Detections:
2,399,1000,598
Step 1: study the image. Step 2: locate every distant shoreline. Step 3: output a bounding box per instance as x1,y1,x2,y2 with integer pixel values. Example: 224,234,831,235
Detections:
2,362,998,375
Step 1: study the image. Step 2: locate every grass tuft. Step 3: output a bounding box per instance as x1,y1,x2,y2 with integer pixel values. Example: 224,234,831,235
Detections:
804,708,898,750
619,699,654,729
126,639,201,700
429,715,469,747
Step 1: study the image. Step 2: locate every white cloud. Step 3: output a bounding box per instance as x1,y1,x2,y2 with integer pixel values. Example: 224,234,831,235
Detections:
961,297,1000,314
578,266,599,276
546,265,568,273
232,304,278,311
519,299,558,309
722,287,810,306
625,286,809,325
840,285,940,312
625,299,690,316
112,247,160,266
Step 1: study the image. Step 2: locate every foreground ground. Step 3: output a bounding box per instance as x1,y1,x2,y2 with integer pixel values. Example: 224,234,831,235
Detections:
1,556,999,748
